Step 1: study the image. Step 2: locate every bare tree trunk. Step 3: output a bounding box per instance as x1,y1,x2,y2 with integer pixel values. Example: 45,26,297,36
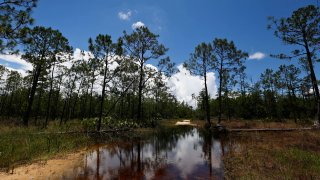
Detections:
137,61,144,122
97,59,108,131
204,71,211,127
303,35,320,123
34,83,43,126
89,79,95,118
23,65,41,126
45,63,56,127
218,65,223,124
60,99,67,126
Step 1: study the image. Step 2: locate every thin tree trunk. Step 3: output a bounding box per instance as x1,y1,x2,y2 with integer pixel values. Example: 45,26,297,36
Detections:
204,71,211,126
81,86,89,119
8,91,14,116
45,63,56,127
71,80,83,119
89,79,95,118
0,93,8,116
23,65,41,126
53,82,61,120
34,83,43,126
218,64,223,124
97,59,108,131
303,34,320,123
60,99,67,126
137,61,144,122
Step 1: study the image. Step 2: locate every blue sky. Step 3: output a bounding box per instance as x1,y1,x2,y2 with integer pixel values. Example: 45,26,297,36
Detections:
28,0,319,81
0,0,319,105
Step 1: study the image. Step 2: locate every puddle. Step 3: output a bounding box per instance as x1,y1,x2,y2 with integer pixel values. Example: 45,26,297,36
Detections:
62,128,228,179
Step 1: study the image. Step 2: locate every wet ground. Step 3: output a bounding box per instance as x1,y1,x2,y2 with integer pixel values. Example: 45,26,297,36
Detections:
2,123,318,179
61,127,227,179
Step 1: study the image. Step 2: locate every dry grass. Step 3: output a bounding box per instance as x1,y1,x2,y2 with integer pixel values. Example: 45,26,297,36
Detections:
220,119,311,129
224,130,320,179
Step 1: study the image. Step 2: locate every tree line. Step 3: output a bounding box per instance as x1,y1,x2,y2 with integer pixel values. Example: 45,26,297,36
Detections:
0,1,319,129
0,0,193,130
187,5,320,126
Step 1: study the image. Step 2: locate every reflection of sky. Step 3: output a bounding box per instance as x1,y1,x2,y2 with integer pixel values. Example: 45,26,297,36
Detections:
172,129,204,178
212,141,222,169
66,128,224,179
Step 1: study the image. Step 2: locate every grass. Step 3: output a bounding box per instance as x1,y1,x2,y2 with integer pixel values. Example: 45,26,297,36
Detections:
223,130,320,179
0,118,157,173
275,148,320,176
0,122,93,172
220,119,313,129
1,118,319,178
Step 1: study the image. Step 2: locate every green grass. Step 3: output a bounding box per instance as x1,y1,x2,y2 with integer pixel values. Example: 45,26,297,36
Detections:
275,148,320,177
224,131,320,179
0,118,165,172
0,122,93,172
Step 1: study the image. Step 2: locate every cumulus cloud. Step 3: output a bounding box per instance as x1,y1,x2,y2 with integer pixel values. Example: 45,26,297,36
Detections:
0,50,218,108
0,53,33,71
132,21,145,29
118,10,132,21
248,52,266,60
0,48,93,76
0,53,33,76
167,64,217,108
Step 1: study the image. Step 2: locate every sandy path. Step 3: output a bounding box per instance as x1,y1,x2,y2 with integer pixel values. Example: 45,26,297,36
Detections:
0,151,85,180
175,120,197,126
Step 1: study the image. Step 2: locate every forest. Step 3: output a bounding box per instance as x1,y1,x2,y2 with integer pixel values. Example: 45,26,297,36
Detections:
0,1,319,129
0,0,320,179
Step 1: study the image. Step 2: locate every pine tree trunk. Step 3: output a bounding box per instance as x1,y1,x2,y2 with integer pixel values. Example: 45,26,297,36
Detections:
303,35,320,123
218,63,223,124
23,65,41,126
97,59,108,131
204,71,211,126
137,61,144,122
45,63,56,127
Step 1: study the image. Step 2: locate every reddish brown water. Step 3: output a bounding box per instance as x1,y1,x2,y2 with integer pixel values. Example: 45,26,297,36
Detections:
62,128,226,179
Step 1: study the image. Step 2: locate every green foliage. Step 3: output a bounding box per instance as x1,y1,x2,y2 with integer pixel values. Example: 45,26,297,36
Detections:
0,0,38,53
269,4,320,122
103,117,140,129
81,118,98,131
122,26,170,121
81,117,140,131
184,43,213,125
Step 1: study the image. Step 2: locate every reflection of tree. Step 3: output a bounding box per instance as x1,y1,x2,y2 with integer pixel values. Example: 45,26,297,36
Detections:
199,129,213,177
75,127,226,179
198,129,226,179
96,149,100,179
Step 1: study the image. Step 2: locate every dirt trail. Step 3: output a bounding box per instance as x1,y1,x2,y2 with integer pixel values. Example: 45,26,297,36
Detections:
0,151,84,180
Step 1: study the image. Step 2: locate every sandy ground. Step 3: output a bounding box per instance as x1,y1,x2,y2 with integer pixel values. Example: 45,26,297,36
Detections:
175,120,197,126
0,151,85,180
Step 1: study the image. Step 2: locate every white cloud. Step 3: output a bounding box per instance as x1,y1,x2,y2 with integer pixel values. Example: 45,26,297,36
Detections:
0,54,33,75
167,64,217,108
248,52,266,60
0,51,218,109
132,21,145,29
118,10,132,21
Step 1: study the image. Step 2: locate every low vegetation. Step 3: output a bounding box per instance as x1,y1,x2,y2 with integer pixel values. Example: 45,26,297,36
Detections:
224,130,320,179
0,118,155,173
0,121,90,172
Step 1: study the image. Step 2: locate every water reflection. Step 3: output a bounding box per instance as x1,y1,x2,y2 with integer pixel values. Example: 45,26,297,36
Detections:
65,127,226,179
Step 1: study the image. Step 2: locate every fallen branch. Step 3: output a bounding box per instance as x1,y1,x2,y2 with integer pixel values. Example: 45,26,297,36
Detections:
228,127,313,132
34,128,132,135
